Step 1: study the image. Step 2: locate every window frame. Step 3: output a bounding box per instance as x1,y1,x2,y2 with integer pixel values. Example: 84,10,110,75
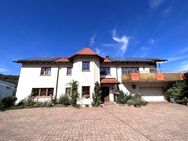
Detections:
121,67,139,74
82,86,90,98
82,61,90,71
40,67,51,76
67,67,72,75
65,87,71,95
31,88,54,97
100,67,111,75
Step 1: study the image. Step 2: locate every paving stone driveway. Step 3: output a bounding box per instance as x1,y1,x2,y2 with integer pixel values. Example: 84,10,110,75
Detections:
0,103,188,141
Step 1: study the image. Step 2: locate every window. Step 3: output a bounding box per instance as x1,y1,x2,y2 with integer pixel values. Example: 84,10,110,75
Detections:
100,67,110,75
122,67,139,74
82,61,90,71
82,86,90,98
65,87,71,94
31,88,54,96
150,68,157,73
40,67,51,75
67,67,72,75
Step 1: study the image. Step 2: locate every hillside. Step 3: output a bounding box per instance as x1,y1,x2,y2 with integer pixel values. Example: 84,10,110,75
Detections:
0,74,19,86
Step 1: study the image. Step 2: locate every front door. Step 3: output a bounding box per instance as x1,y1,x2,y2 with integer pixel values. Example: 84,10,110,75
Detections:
101,87,109,103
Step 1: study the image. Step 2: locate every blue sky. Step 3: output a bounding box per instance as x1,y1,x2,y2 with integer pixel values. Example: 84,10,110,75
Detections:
0,0,188,75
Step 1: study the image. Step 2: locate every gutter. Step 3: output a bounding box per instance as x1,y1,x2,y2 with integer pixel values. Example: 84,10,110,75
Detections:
55,66,60,101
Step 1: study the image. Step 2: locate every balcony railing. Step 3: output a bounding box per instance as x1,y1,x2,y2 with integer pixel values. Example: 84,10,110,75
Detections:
122,73,185,82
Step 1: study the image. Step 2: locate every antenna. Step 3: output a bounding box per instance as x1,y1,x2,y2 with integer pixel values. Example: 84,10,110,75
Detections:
85,40,90,47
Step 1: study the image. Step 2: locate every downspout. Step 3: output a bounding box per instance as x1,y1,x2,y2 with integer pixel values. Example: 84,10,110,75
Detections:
115,63,119,91
55,65,60,101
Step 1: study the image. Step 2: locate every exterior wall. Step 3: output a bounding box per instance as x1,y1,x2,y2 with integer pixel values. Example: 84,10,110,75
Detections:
16,64,58,102
71,56,100,105
16,57,165,104
120,82,168,102
0,80,16,99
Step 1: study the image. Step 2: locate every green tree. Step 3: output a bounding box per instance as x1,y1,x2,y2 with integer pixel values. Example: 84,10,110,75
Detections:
165,81,186,102
92,82,102,107
69,80,79,107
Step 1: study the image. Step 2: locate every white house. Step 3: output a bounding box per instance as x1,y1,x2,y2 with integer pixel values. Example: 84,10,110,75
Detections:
15,47,184,105
0,80,16,99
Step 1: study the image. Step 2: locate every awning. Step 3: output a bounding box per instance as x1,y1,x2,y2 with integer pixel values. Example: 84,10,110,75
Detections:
100,78,120,84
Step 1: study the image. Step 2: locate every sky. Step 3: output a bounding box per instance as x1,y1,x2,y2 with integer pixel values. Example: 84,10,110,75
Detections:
0,0,188,75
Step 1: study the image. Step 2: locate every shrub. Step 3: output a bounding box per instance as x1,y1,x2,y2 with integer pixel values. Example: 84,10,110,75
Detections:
69,80,79,107
117,90,127,104
127,99,134,106
175,97,188,105
117,91,133,104
1,96,17,108
23,95,35,106
59,94,70,106
0,99,5,111
165,81,186,102
132,94,148,107
92,82,102,107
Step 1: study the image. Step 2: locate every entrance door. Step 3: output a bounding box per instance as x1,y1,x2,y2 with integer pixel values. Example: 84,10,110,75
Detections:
101,87,109,103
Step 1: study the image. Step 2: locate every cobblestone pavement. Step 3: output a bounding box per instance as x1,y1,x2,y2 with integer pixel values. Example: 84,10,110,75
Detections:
0,103,188,141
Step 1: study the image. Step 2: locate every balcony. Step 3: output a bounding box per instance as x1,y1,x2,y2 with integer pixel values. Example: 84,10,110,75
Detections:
122,73,185,82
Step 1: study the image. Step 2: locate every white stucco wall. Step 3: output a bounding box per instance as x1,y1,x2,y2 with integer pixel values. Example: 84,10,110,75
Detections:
16,58,165,104
16,64,58,102
71,56,100,104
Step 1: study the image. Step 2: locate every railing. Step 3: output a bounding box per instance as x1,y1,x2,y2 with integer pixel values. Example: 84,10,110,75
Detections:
122,73,185,82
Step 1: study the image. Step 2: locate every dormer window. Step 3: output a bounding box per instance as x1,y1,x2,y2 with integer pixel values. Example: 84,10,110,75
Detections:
40,67,51,75
82,61,90,71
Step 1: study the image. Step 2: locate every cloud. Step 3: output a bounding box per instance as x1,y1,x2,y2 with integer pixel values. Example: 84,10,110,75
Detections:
112,29,129,56
147,38,156,45
178,46,188,54
149,0,165,8
101,44,116,47
178,60,188,71
89,34,96,46
0,68,9,73
168,55,188,62
163,7,172,15
95,48,106,56
140,38,156,56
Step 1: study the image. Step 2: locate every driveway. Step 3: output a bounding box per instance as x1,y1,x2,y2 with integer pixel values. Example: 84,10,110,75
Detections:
0,103,187,141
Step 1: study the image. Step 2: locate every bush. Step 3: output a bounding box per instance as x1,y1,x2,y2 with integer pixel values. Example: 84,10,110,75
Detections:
69,80,79,107
127,99,134,106
117,91,133,104
0,99,5,111
132,94,148,107
1,96,17,108
59,94,70,106
92,82,102,107
165,81,186,102
175,97,188,105
23,95,35,106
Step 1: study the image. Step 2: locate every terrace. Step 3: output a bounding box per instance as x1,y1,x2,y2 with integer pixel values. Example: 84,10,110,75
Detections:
122,72,185,82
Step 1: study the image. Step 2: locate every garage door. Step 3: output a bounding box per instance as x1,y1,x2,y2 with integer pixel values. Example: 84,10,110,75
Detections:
140,87,165,101
140,87,163,96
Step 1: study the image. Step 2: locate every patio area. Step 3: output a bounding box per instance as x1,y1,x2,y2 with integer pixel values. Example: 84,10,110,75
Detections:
0,103,187,141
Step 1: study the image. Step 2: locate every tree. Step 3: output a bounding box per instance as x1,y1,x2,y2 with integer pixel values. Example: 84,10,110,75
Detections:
165,81,186,102
69,80,79,107
92,82,102,107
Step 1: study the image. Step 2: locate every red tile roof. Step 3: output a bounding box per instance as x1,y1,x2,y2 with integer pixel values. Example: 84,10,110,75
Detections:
103,57,112,63
100,78,120,84
54,58,69,62
69,47,104,61
75,47,98,55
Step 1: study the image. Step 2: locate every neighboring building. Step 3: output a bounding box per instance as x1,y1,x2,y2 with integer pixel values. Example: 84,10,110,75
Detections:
0,80,16,99
15,48,184,105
